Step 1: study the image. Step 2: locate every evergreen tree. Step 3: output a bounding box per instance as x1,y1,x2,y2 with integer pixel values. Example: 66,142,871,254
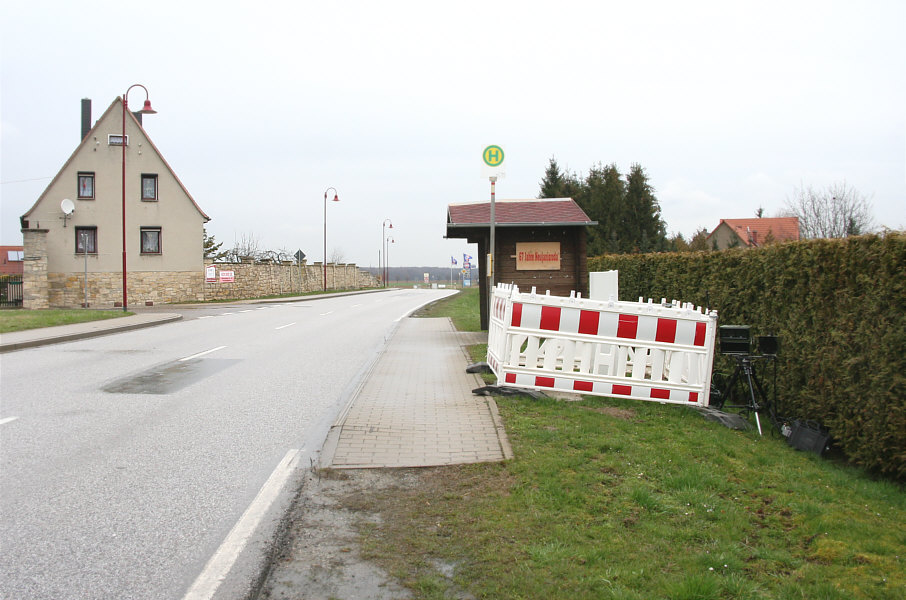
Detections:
536,159,669,256
537,157,581,199
623,163,667,252
203,228,229,261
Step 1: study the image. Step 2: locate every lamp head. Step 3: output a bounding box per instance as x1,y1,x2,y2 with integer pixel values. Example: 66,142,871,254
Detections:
138,99,157,115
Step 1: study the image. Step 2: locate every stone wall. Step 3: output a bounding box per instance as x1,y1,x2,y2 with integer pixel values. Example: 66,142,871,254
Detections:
48,271,203,308
201,262,379,301
23,225,378,308
37,262,379,308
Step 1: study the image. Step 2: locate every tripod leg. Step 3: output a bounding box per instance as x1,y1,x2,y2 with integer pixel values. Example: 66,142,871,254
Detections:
745,369,763,436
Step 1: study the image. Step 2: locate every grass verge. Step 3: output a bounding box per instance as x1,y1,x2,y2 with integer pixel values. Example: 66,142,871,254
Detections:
412,287,482,332
0,309,133,333
351,286,906,600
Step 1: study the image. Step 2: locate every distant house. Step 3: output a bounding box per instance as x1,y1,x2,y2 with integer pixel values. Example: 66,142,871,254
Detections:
706,217,799,250
19,98,210,308
1,246,24,275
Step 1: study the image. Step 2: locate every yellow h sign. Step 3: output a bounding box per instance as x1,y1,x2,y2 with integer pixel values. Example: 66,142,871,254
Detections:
482,145,505,167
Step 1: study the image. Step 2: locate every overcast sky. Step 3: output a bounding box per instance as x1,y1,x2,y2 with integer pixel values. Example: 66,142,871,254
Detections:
2,0,904,268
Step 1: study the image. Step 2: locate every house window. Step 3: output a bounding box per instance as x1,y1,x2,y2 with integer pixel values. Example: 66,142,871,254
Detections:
77,172,95,199
108,134,128,146
141,227,161,254
141,174,158,201
75,227,97,254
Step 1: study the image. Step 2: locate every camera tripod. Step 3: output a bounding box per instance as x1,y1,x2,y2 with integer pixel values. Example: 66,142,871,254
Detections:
718,354,775,436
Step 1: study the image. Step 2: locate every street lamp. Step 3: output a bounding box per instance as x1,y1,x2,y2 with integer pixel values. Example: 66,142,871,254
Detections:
121,84,157,311
382,219,392,287
323,187,339,290
385,235,395,286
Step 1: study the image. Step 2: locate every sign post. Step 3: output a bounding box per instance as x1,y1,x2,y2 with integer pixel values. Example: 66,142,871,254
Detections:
481,145,505,295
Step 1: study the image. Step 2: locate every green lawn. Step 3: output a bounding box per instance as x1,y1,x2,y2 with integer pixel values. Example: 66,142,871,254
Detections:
0,309,133,334
358,289,906,600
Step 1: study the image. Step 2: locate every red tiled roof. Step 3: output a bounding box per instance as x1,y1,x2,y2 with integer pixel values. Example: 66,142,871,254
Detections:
708,217,800,246
447,198,594,226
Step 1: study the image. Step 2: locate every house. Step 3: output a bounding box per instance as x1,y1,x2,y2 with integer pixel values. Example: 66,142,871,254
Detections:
445,198,596,329
19,98,210,308
706,217,799,250
0,246,24,275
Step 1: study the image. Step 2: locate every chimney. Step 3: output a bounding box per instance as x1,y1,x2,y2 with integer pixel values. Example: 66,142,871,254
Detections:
81,98,91,140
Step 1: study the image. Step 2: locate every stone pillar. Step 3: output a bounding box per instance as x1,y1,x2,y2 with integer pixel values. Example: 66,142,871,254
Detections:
22,228,50,309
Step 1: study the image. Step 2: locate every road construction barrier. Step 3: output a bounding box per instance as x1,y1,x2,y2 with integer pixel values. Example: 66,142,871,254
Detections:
487,283,718,406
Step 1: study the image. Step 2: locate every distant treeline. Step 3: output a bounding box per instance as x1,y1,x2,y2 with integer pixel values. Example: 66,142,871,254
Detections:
362,266,477,283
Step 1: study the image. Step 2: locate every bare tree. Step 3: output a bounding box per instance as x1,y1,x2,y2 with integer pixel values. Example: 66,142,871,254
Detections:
329,248,345,264
226,232,263,262
783,181,874,239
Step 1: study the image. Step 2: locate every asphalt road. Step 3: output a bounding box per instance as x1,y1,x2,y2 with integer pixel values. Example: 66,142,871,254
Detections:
0,288,455,600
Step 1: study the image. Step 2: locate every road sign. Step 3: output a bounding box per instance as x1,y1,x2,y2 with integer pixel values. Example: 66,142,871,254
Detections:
294,249,306,263
481,144,506,178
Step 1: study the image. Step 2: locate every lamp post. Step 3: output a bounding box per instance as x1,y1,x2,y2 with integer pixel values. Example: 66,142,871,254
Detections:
385,235,394,286
382,219,393,287
323,187,339,290
121,84,157,311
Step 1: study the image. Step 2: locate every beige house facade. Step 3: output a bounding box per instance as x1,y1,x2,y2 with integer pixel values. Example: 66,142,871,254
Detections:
20,98,210,308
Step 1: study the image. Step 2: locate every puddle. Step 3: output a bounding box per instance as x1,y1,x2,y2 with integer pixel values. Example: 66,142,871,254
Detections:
102,358,240,394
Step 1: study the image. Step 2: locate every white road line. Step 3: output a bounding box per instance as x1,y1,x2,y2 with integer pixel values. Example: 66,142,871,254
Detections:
275,322,296,330
182,449,300,600
0,417,19,426
351,303,362,308
179,346,227,362
319,311,333,316
239,309,253,313
198,315,214,319
256,307,269,310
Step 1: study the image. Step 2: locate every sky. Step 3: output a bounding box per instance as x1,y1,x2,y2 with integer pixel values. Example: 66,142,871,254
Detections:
2,0,904,268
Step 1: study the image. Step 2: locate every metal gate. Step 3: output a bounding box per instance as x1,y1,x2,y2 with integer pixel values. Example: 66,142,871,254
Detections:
1,275,23,308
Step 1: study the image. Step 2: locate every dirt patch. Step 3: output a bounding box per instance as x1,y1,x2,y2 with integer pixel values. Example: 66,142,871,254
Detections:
258,469,417,600
580,405,638,421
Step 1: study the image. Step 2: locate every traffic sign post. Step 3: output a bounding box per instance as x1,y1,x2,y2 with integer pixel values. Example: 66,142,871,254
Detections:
482,145,505,302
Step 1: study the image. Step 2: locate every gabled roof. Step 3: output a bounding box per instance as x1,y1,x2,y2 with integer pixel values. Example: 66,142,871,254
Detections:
22,97,210,222
707,217,800,247
447,198,595,228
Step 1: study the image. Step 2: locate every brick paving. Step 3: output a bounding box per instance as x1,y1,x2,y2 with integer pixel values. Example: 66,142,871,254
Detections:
321,318,512,469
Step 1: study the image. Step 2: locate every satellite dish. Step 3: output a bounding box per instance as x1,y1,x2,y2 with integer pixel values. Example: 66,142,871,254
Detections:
61,198,75,215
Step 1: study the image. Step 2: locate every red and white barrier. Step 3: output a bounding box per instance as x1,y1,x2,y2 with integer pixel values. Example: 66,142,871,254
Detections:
487,283,718,406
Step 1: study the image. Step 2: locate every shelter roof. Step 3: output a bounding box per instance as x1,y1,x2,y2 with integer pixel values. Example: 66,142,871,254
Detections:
447,198,595,228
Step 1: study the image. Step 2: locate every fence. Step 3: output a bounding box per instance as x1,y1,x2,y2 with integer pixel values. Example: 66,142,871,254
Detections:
488,283,719,406
1,275,23,308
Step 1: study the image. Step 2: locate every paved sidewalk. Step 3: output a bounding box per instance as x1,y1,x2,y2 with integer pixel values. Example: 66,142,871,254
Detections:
0,312,181,353
320,317,512,469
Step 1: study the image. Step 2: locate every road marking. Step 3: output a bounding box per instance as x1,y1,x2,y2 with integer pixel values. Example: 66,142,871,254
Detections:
351,303,362,308
239,309,253,313
179,346,227,362
198,315,214,319
0,417,19,426
256,307,269,310
183,449,300,600
319,311,333,316
275,322,296,330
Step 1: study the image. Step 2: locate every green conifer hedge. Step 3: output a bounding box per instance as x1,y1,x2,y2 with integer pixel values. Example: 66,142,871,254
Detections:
588,233,906,480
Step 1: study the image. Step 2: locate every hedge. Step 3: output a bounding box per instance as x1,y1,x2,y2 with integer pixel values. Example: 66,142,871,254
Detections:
588,233,906,481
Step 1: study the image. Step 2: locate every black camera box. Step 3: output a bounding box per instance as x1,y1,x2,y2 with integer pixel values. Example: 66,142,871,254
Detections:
719,325,751,354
